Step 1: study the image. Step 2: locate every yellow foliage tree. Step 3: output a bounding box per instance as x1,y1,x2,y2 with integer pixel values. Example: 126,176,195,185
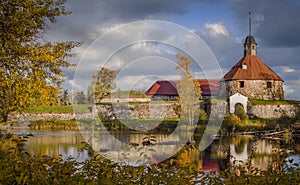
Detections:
176,54,201,123
0,0,80,122
87,67,116,103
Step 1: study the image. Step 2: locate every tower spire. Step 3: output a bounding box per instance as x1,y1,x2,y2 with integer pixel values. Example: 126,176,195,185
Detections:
249,12,252,35
244,12,257,56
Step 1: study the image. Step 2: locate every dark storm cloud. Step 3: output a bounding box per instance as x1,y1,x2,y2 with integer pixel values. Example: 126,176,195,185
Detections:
229,0,300,47
94,0,191,20
46,0,300,99
228,0,300,99
46,0,220,92
259,46,300,67
48,0,207,44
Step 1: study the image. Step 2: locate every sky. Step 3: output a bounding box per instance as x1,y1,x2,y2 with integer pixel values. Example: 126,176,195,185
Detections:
46,0,300,100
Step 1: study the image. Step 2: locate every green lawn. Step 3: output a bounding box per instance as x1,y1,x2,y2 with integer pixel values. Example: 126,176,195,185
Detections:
249,99,300,105
26,104,92,114
97,101,179,105
204,98,226,103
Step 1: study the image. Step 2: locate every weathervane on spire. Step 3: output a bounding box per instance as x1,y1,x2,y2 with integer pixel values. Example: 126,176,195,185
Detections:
249,12,252,35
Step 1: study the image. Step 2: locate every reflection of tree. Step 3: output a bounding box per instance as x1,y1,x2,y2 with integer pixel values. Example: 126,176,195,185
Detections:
234,137,247,154
210,139,229,160
229,136,250,154
27,134,85,159
174,145,202,171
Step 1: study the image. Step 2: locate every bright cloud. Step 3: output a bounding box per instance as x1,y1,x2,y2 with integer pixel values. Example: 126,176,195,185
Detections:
282,66,295,73
203,22,229,37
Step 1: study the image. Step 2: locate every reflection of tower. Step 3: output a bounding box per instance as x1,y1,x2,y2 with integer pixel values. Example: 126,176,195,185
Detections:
230,143,248,166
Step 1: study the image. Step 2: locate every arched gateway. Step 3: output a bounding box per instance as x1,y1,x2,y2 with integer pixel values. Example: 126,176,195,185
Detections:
229,93,248,114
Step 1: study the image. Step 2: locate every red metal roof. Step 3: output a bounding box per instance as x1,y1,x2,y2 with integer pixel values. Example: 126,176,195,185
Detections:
145,79,219,97
223,55,283,81
145,81,178,95
195,79,220,96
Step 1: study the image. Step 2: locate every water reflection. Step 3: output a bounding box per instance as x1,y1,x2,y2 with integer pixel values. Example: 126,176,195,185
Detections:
22,131,88,162
19,130,300,171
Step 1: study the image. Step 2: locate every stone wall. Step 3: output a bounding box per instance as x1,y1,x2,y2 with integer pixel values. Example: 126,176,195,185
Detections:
204,101,228,118
249,103,300,118
7,102,299,122
150,95,178,101
96,103,178,120
219,80,284,100
8,113,94,122
100,98,150,103
95,101,227,120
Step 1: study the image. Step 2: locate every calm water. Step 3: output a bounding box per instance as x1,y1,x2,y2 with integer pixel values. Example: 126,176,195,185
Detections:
12,128,300,171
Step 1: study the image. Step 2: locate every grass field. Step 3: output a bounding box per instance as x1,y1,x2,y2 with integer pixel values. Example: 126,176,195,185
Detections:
26,104,92,114
249,99,299,105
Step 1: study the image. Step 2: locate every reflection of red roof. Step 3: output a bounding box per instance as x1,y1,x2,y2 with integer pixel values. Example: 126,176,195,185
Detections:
145,79,219,97
202,157,220,172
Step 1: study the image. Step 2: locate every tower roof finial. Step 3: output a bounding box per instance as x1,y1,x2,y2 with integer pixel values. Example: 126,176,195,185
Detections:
249,12,252,35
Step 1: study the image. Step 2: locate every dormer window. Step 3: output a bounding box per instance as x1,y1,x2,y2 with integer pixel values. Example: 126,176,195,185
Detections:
242,63,247,70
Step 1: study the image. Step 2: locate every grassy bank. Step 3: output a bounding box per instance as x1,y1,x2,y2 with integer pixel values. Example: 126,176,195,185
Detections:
29,120,79,130
249,99,300,105
26,104,92,114
221,110,300,134
28,118,180,132
99,119,179,133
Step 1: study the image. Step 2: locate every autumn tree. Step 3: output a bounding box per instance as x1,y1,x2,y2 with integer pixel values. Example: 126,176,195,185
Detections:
87,67,116,103
73,90,87,105
176,54,201,123
0,0,80,122
59,89,70,105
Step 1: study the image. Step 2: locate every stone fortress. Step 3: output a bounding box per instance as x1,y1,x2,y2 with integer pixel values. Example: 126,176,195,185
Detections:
218,32,284,100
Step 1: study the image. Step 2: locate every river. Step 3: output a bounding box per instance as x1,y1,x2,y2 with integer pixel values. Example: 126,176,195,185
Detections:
11,128,300,171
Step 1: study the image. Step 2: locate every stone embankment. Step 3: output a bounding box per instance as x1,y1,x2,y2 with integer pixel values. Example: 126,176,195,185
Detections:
6,101,300,122
249,104,300,118
96,101,227,120
8,113,93,122
96,103,178,120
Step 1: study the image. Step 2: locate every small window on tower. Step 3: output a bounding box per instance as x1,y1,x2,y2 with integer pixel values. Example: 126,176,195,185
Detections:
242,63,247,69
239,81,245,88
267,82,272,88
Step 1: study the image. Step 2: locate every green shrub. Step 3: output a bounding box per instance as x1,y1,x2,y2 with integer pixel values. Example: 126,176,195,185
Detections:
29,120,79,130
292,109,300,123
198,109,208,124
235,104,248,122
222,114,241,133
